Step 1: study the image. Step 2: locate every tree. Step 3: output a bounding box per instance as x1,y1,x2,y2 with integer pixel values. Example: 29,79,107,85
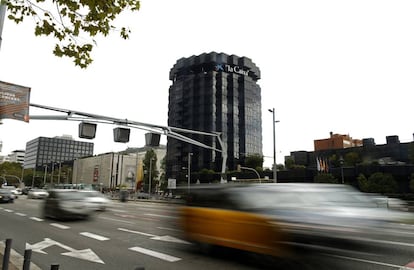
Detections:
285,157,295,170
158,156,167,192
4,0,140,68
313,173,338,184
143,149,158,193
0,161,23,186
344,151,361,166
359,172,398,194
410,173,414,193
244,154,263,171
357,173,369,191
409,143,414,164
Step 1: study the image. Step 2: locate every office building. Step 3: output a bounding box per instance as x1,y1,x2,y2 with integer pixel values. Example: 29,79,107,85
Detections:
6,150,25,164
24,135,94,169
167,52,262,180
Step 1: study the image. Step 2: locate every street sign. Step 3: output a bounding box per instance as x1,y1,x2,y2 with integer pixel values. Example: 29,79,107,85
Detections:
167,178,176,189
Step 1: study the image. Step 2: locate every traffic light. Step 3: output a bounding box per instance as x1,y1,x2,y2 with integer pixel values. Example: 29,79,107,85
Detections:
78,122,97,139
145,133,160,147
113,127,130,143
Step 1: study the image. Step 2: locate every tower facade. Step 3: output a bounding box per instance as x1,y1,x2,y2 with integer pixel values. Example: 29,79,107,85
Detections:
167,52,262,180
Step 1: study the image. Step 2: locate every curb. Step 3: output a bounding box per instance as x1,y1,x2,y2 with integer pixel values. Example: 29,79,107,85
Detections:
0,241,41,270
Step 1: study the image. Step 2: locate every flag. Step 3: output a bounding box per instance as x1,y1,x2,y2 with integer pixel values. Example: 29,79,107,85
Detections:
316,157,321,172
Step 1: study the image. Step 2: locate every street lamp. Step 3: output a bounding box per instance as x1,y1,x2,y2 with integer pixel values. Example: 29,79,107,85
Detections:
268,108,280,183
339,156,344,184
188,152,193,192
57,162,62,184
43,165,48,185
148,158,155,198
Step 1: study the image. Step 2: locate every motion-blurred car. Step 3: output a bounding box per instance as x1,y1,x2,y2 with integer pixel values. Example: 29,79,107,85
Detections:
180,183,414,265
80,190,111,211
27,188,49,199
1,186,19,199
0,189,15,203
22,187,32,195
43,189,95,220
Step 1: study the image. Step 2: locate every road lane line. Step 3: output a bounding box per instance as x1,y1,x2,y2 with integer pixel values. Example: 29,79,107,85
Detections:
15,212,27,216
157,226,181,232
118,228,156,237
351,237,414,248
327,253,405,268
129,246,181,262
50,223,70,229
144,213,178,219
30,217,44,222
98,216,135,224
80,232,109,241
4,209,13,212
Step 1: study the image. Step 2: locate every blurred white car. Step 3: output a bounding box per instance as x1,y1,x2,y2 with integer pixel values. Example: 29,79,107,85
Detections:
1,186,19,199
43,189,96,220
81,190,111,211
27,188,49,199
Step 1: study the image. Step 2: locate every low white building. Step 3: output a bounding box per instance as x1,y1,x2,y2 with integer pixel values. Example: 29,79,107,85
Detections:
72,146,166,190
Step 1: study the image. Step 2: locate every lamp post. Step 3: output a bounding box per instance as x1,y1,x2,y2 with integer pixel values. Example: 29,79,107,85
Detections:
57,162,62,184
43,165,48,185
188,152,193,192
268,108,280,183
148,158,155,198
339,156,344,184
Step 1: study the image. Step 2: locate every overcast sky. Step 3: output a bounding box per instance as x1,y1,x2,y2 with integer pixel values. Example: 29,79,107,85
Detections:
1,0,414,168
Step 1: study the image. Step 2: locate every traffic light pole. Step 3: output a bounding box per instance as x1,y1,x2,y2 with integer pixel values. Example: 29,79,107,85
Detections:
29,103,228,183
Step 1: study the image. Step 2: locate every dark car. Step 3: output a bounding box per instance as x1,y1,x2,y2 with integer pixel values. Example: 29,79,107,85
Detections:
43,189,95,220
180,183,414,267
0,189,14,203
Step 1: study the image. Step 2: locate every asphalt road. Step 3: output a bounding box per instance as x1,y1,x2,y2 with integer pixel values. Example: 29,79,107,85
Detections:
1,196,414,270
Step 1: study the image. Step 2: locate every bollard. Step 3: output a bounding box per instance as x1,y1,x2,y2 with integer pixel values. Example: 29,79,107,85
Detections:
50,264,59,270
23,249,32,270
2,238,12,270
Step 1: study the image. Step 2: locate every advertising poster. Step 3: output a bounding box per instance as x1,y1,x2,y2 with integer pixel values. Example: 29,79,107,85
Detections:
0,80,31,122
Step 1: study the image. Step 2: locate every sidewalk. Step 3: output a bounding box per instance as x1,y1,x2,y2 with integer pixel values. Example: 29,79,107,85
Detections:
0,241,41,270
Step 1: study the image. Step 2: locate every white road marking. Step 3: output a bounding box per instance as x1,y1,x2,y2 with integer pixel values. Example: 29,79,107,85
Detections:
15,212,27,216
118,228,191,244
26,238,104,264
157,226,181,232
328,253,405,268
351,236,414,248
151,235,191,244
98,216,135,224
30,217,44,222
129,246,181,262
80,232,109,241
144,213,178,219
50,223,70,229
110,209,127,213
4,209,13,212
118,228,156,237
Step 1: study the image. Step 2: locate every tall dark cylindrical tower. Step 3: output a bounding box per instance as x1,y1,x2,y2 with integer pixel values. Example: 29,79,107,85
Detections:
167,52,262,181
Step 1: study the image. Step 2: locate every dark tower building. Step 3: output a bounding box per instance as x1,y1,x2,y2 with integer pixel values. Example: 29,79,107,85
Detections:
167,52,262,180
